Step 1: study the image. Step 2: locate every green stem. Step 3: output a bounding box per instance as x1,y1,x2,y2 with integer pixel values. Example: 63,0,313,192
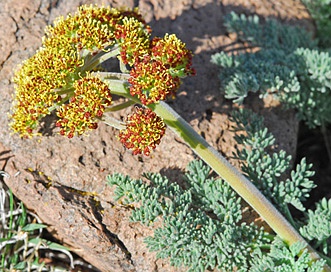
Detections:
105,100,135,112
81,46,121,72
283,205,298,229
101,115,126,130
102,76,330,271
155,101,330,270
319,253,331,267
96,71,130,81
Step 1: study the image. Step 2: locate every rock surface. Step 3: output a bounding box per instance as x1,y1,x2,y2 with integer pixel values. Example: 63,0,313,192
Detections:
0,0,313,271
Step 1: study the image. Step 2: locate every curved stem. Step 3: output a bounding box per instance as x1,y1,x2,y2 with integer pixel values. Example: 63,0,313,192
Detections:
105,100,136,112
101,115,126,130
102,76,331,271
153,101,330,270
81,46,121,72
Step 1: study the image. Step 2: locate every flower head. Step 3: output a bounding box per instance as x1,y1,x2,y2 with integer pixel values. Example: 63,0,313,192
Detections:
118,107,166,156
151,34,195,77
44,5,122,53
10,48,64,138
128,56,180,105
115,16,151,66
127,33,195,105
56,74,112,138
10,5,143,138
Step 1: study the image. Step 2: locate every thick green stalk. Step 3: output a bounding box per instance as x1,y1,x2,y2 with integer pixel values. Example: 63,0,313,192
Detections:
154,102,331,270
103,76,330,270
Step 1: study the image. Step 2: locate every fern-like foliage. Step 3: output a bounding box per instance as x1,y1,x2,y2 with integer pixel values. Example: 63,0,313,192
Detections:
109,172,182,224
300,198,331,255
107,108,328,271
302,0,331,48
223,12,316,52
211,12,331,128
249,237,325,272
230,109,316,224
230,108,330,267
108,161,268,271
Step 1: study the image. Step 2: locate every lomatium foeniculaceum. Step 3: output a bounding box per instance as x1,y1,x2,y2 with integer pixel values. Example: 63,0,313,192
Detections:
10,5,194,156
9,5,329,270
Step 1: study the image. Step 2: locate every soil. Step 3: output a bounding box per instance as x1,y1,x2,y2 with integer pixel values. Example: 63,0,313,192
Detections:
0,0,325,271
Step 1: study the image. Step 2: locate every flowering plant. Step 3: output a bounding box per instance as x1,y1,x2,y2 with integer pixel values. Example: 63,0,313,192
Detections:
10,5,194,155
9,5,330,271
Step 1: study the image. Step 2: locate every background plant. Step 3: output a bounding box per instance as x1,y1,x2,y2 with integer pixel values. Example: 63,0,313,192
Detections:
211,12,331,128
211,10,331,167
0,172,74,271
108,108,329,271
302,0,331,48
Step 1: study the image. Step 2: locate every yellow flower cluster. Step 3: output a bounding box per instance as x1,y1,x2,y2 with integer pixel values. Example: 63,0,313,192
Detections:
56,74,112,138
10,5,149,138
10,4,195,155
115,16,151,65
118,107,166,156
43,5,122,53
128,34,195,105
10,48,68,137
128,56,180,105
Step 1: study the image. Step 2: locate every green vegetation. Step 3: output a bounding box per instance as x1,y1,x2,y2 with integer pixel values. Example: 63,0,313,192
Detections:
108,7,331,271
0,175,73,271
211,12,331,129
7,2,331,271
108,109,328,271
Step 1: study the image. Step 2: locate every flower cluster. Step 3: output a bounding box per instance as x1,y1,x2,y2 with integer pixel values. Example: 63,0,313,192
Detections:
10,5,195,155
56,74,112,138
128,56,181,105
43,6,118,53
10,5,147,138
118,107,166,156
151,34,195,77
115,16,151,66
10,45,76,137
128,34,195,105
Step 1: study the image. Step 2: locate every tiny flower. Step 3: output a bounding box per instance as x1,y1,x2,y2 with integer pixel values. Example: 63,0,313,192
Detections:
56,74,112,137
115,16,151,66
128,56,180,105
10,5,141,137
151,34,195,77
10,49,62,138
43,5,121,53
118,107,166,156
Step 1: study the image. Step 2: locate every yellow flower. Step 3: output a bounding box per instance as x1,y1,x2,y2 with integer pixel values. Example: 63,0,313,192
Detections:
43,5,121,53
128,56,180,105
151,34,195,77
56,74,112,138
118,107,166,156
115,15,151,66
10,48,63,138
